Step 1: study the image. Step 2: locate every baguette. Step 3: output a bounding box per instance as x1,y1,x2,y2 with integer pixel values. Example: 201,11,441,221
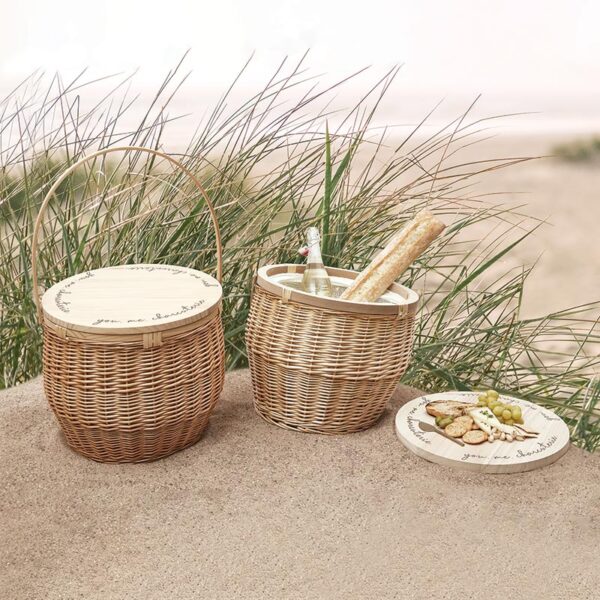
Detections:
341,210,445,302
425,400,478,419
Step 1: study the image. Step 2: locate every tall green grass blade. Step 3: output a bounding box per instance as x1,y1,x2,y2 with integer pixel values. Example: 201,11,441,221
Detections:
0,57,598,451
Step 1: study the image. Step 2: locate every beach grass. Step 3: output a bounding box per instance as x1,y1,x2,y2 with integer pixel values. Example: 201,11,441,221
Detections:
1,57,599,449
553,136,600,162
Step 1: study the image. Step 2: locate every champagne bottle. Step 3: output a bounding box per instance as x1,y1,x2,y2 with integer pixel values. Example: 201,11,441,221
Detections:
301,227,333,297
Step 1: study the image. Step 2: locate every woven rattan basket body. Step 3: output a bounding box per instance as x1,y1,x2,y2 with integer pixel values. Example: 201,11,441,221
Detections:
246,264,419,434
32,147,225,462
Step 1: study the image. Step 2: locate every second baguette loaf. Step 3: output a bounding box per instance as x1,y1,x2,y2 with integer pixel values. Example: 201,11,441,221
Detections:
340,210,445,302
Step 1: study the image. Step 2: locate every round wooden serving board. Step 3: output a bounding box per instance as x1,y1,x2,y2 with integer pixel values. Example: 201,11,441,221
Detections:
395,391,570,474
42,264,222,335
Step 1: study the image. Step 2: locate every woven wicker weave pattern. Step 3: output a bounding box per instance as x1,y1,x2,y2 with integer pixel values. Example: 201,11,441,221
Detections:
33,146,226,463
246,284,416,434
42,315,224,462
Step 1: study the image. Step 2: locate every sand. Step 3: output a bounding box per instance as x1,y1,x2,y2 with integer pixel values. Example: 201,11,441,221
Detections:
2,369,600,600
470,134,600,318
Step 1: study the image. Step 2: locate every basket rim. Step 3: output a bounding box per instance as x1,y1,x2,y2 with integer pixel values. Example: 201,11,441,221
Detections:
256,264,419,316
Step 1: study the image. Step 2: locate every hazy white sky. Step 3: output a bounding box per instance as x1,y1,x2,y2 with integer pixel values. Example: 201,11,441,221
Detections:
1,0,599,129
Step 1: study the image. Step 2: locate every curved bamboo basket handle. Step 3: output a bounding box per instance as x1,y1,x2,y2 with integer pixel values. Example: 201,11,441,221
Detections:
31,146,223,323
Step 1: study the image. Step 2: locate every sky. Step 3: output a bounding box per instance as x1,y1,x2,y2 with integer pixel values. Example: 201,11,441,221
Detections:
1,0,599,131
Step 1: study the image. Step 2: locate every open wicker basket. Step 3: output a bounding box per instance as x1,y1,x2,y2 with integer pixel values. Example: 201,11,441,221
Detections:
32,146,225,462
246,264,419,434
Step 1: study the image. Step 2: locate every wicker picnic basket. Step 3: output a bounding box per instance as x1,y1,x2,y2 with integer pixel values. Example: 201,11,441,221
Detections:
32,146,225,462
246,264,419,434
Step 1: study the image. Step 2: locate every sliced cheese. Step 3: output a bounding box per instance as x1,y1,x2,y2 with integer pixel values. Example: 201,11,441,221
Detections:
468,407,518,436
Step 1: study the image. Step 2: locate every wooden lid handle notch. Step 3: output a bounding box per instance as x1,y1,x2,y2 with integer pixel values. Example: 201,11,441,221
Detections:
31,146,223,323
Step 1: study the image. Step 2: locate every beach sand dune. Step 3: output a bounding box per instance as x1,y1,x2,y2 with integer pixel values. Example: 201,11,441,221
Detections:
474,134,600,318
1,370,599,599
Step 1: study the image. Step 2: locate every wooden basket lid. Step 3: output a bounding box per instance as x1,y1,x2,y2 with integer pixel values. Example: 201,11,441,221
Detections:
256,264,419,316
42,264,222,335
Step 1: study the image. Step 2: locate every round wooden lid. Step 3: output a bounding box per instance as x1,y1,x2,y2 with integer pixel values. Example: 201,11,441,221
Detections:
395,391,570,474
42,264,222,335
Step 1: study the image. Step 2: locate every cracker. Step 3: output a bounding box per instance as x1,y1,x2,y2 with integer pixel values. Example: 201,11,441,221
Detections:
462,430,488,445
453,415,473,429
445,419,471,438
